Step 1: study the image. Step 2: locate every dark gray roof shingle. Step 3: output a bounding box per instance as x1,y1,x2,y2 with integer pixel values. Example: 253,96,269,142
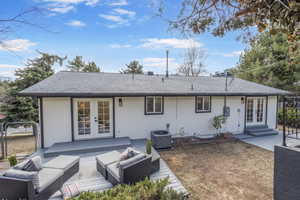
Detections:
19,71,290,97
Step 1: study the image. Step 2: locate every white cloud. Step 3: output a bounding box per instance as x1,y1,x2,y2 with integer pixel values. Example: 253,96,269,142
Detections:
85,0,99,6
113,8,135,17
222,50,244,57
66,20,86,27
108,0,128,6
110,44,132,48
99,14,128,25
142,57,179,72
0,71,15,78
48,4,75,13
140,38,202,49
0,39,36,52
0,64,19,68
44,0,99,5
45,0,99,14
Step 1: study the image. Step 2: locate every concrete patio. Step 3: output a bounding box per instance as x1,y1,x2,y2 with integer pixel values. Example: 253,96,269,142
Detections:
235,131,300,151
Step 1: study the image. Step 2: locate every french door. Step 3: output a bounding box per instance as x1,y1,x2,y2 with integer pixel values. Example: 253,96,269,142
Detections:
74,98,113,140
246,97,266,126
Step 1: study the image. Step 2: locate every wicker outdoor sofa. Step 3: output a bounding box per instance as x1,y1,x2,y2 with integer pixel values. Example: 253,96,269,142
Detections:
0,155,79,200
96,147,160,185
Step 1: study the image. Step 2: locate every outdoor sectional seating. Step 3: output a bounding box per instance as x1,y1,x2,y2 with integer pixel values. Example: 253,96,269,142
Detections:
96,148,160,185
0,155,80,200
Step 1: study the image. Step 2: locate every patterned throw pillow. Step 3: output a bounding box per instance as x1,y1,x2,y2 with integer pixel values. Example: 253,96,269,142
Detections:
14,160,30,170
120,147,141,161
62,183,80,199
23,156,42,172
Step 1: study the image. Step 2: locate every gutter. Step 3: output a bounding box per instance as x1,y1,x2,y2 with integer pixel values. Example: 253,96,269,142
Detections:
18,92,291,97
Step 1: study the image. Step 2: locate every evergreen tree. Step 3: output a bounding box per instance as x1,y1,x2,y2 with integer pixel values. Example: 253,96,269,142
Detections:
120,61,143,74
67,56,101,72
233,32,300,92
1,52,66,122
83,62,100,72
67,56,85,72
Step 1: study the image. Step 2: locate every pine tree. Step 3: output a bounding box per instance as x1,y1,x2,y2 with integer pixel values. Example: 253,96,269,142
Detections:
120,61,143,74
233,32,300,92
67,56,100,72
1,52,66,122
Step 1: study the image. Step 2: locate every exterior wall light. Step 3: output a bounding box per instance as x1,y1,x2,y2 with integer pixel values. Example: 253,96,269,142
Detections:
119,98,123,107
241,97,245,104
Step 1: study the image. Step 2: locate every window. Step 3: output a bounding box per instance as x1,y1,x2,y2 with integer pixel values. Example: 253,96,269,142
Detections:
77,101,91,135
195,96,211,113
145,96,163,115
97,101,110,133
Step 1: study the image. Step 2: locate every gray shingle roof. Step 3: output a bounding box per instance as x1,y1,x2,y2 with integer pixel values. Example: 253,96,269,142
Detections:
19,71,290,97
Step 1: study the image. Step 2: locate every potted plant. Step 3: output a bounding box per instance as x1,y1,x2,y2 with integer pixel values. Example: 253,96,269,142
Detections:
146,139,152,155
212,115,226,137
8,155,17,167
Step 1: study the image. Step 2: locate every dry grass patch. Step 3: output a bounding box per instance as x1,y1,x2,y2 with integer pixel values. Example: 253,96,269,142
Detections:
160,141,273,200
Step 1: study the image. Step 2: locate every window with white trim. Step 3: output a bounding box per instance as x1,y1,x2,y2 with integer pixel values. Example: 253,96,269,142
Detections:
196,96,211,112
145,96,163,114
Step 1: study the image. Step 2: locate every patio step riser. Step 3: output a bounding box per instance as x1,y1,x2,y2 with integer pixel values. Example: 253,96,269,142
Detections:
44,144,131,158
245,128,274,134
246,125,268,130
247,130,279,137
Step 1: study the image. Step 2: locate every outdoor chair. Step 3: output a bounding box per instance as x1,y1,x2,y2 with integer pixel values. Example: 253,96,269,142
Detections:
0,155,79,200
96,147,159,185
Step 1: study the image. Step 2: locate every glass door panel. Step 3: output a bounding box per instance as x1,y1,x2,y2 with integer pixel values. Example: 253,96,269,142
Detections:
256,98,264,123
246,99,254,123
77,101,91,135
97,101,111,134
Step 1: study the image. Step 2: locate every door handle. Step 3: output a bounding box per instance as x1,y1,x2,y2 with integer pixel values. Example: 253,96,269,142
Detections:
94,117,98,122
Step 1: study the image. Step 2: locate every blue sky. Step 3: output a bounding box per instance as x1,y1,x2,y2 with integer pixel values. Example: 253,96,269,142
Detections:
0,0,247,78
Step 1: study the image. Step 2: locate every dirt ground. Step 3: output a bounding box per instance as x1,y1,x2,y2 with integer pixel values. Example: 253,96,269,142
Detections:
160,141,274,200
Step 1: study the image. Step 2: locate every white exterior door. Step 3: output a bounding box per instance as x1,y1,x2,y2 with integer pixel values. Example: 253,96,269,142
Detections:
74,98,113,140
246,97,266,126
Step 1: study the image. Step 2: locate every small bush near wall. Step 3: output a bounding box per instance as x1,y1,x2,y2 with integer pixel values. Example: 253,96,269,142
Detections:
277,108,300,127
71,178,186,200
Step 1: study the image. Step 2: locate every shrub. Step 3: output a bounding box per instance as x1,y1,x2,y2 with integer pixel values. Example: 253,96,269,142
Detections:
146,139,152,154
8,155,17,167
71,178,186,200
277,108,300,127
212,115,226,135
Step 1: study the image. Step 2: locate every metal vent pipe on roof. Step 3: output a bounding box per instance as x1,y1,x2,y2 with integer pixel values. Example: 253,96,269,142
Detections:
166,50,169,78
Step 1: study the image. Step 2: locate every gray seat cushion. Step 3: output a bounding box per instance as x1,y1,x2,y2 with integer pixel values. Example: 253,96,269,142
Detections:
119,153,146,168
38,168,64,193
96,151,121,168
4,169,39,190
43,155,80,172
106,162,120,182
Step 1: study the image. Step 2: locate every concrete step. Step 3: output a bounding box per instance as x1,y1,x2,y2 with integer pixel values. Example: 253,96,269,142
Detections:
246,125,268,130
247,130,279,137
44,137,132,158
245,128,274,134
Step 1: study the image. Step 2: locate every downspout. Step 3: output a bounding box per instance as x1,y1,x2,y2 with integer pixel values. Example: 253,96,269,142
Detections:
282,96,287,146
223,72,228,132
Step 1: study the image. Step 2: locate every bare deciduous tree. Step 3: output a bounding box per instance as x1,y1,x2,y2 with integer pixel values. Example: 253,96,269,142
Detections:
0,7,46,50
178,44,206,76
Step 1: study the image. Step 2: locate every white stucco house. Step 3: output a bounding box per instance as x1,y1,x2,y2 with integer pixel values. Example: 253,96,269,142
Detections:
19,71,289,148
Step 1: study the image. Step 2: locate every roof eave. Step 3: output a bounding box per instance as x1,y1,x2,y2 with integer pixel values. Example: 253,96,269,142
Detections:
18,91,292,97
